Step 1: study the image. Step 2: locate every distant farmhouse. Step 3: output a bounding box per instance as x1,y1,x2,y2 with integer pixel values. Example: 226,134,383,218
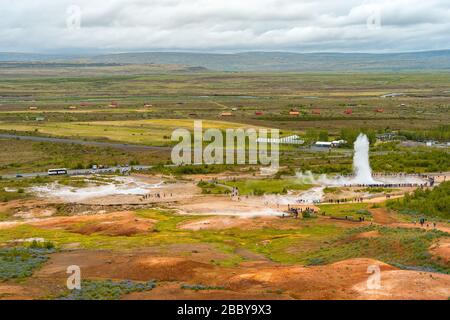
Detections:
108,101,119,108
344,109,353,115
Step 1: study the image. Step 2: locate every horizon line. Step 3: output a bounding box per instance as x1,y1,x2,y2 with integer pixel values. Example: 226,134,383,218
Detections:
1,48,450,56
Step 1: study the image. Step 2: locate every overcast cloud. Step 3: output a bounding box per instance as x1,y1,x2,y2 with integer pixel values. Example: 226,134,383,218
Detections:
0,0,449,53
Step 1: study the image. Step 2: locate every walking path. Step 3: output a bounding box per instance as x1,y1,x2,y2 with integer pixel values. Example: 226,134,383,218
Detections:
369,207,450,234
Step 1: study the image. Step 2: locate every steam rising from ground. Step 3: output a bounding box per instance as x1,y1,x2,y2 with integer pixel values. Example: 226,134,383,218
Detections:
263,187,325,205
30,176,163,201
199,208,284,218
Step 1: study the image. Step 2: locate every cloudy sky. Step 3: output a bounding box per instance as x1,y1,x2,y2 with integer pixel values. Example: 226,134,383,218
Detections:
1,0,449,53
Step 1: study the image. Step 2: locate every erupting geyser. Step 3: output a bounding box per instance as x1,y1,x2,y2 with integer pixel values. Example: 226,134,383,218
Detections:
295,133,426,188
352,133,378,184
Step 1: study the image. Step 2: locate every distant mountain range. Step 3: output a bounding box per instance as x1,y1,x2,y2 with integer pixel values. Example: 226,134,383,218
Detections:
1,50,450,72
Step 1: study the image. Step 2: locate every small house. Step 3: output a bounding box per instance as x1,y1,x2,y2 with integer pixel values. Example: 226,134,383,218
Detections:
68,106,77,110
344,109,353,115
289,110,300,116
375,108,384,113
255,111,263,116
29,106,38,110
220,112,233,117
312,109,321,115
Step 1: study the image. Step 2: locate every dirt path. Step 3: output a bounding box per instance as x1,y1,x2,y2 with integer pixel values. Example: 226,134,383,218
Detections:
391,223,450,234
368,208,450,234
369,208,398,225
364,194,404,203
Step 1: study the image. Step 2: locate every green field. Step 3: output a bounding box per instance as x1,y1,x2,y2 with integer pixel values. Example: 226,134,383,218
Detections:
0,119,265,146
1,69,449,132
223,178,312,195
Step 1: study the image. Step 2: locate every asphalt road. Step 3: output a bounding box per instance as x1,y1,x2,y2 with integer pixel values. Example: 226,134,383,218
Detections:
1,165,155,179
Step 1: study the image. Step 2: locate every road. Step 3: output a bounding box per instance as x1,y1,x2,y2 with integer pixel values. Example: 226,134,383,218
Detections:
0,165,155,179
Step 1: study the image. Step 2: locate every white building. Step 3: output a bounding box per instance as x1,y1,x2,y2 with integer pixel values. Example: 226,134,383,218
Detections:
257,135,304,145
314,140,347,148
315,141,333,148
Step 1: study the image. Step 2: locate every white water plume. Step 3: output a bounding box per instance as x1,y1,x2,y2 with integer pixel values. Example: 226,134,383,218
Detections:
352,134,378,184
295,133,425,186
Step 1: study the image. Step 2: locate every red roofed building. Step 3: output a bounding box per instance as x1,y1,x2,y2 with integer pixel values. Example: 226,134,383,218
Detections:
344,109,353,115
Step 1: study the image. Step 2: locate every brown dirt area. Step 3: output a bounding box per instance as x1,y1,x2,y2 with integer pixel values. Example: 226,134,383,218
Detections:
354,230,381,239
429,238,450,264
78,182,201,206
172,195,285,217
5,248,450,300
369,208,398,224
178,216,293,231
29,211,156,236
352,270,450,300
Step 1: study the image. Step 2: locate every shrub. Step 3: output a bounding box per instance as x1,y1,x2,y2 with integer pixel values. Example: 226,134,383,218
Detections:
180,284,225,291
58,279,157,300
387,182,450,219
0,247,55,281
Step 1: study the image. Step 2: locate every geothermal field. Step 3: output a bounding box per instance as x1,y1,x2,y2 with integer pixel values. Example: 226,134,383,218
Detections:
0,64,449,302
1,130,449,300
